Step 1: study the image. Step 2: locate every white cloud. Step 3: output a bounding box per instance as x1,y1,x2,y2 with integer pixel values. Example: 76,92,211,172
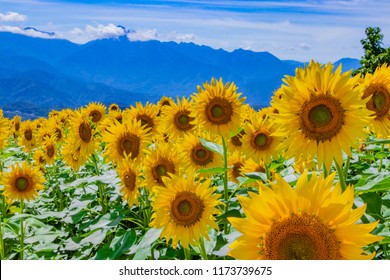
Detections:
0,11,27,22
0,25,56,39
298,42,311,51
85,23,126,39
127,29,158,41
166,31,196,42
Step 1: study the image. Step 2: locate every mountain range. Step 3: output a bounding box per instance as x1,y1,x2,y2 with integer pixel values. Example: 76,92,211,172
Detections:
0,31,361,119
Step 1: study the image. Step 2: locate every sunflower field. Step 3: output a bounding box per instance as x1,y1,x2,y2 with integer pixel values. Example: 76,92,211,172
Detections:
0,61,389,260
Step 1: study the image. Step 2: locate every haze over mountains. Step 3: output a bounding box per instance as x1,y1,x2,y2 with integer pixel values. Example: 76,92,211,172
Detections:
0,31,360,119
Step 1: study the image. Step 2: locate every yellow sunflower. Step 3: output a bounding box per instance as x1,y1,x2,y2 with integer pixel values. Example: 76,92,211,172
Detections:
11,115,22,140
0,110,10,150
61,139,88,171
19,120,36,153
241,114,284,163
228,150,246,183
359,63,390,136
143,141,180,189
42,135,58,166
176,131,223,177
102,119,151,164
2,161,45,202
150,173,222,249
109,103,120,113
126,102,159,135
83,102,107,126
32,149,46,173
271,61,371,170
69,111,97,159
116,156,143,207
191,77,245,138
157,96,174,109
229,172,383,260
158,96,195,140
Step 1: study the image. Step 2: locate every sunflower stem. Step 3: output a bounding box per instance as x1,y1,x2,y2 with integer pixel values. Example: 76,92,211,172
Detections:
322,162,328,178
0,220,5,260
19,200,25,260
92,153,101,176
335,160,347,193
222,137,230,235
198,236,208,260
378,143,385,172
184,247,192,260
343,156,351,180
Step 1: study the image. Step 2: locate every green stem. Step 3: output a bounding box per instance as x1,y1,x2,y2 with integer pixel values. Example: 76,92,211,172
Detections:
92,153,101,176
0,210,5,260
221,137,229,234
379,144,385,172
184,248,191,260
335,160,347,192
322,162,328,178
343,156,351,180
19,200,25,260
199,236,208,260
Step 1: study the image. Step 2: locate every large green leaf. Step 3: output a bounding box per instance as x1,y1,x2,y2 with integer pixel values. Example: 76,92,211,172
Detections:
199,137,223,155
130,228,162,260
355,173,390,193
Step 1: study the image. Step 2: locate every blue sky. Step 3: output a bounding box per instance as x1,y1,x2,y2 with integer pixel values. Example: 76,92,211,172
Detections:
1,0,389,62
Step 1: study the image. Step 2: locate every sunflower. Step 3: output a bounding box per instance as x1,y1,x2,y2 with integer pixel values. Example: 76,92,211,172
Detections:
228,128,245,151
157,96,174,109
61,139,88,171
359,63,390,136
271,61,371,170
69,111,97,159
83,102,107,126
241,114,284,164
228,150,246,183
2,161,45,202
11,115,22,140
18,120,35,152
158,96,195,140
116,156,143,207
109,103,120,113
143,141,180,189
102,119,151,164
32,149,46,173
0,110,10,150
176,131,223,177
126,102,159,135
229,172,383,260
42,135,58,166
191,77,245,138
150,173,222,249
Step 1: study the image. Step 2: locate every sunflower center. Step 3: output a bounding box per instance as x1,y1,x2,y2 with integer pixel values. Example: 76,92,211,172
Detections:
54,128,62,140
170,191,205,227
299,96,345,142
309,105,332,126
90,110,102,123
251,131,272,151
24,129,33,141
206,97,233,125
232,162,244,179
137,114,154,131
363,84,390,120
118,134,140,159
230,130,245,147
15,176,30,191
174,111,194,131
78,123,92,142
151,159,175,185
264,213,341,260
191,145,213,166
123,171,136,191
46,144,55,158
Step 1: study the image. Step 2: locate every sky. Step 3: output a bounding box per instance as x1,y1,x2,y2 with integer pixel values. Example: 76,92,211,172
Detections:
0,0,389,62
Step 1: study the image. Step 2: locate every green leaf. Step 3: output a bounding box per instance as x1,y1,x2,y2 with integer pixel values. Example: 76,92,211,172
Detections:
360,193,384,221
355,173,390,193
197,167,229,173
199,137,223,155
243,172,267,182
80,228,108,245
364,138,390,144
95,228,137,260
130,228,162,260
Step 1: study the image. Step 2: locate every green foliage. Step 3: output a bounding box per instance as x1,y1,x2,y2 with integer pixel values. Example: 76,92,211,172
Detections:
354,27,390,76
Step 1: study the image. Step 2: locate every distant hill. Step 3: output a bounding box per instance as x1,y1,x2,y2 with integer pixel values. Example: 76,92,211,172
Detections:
0,31,361,119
